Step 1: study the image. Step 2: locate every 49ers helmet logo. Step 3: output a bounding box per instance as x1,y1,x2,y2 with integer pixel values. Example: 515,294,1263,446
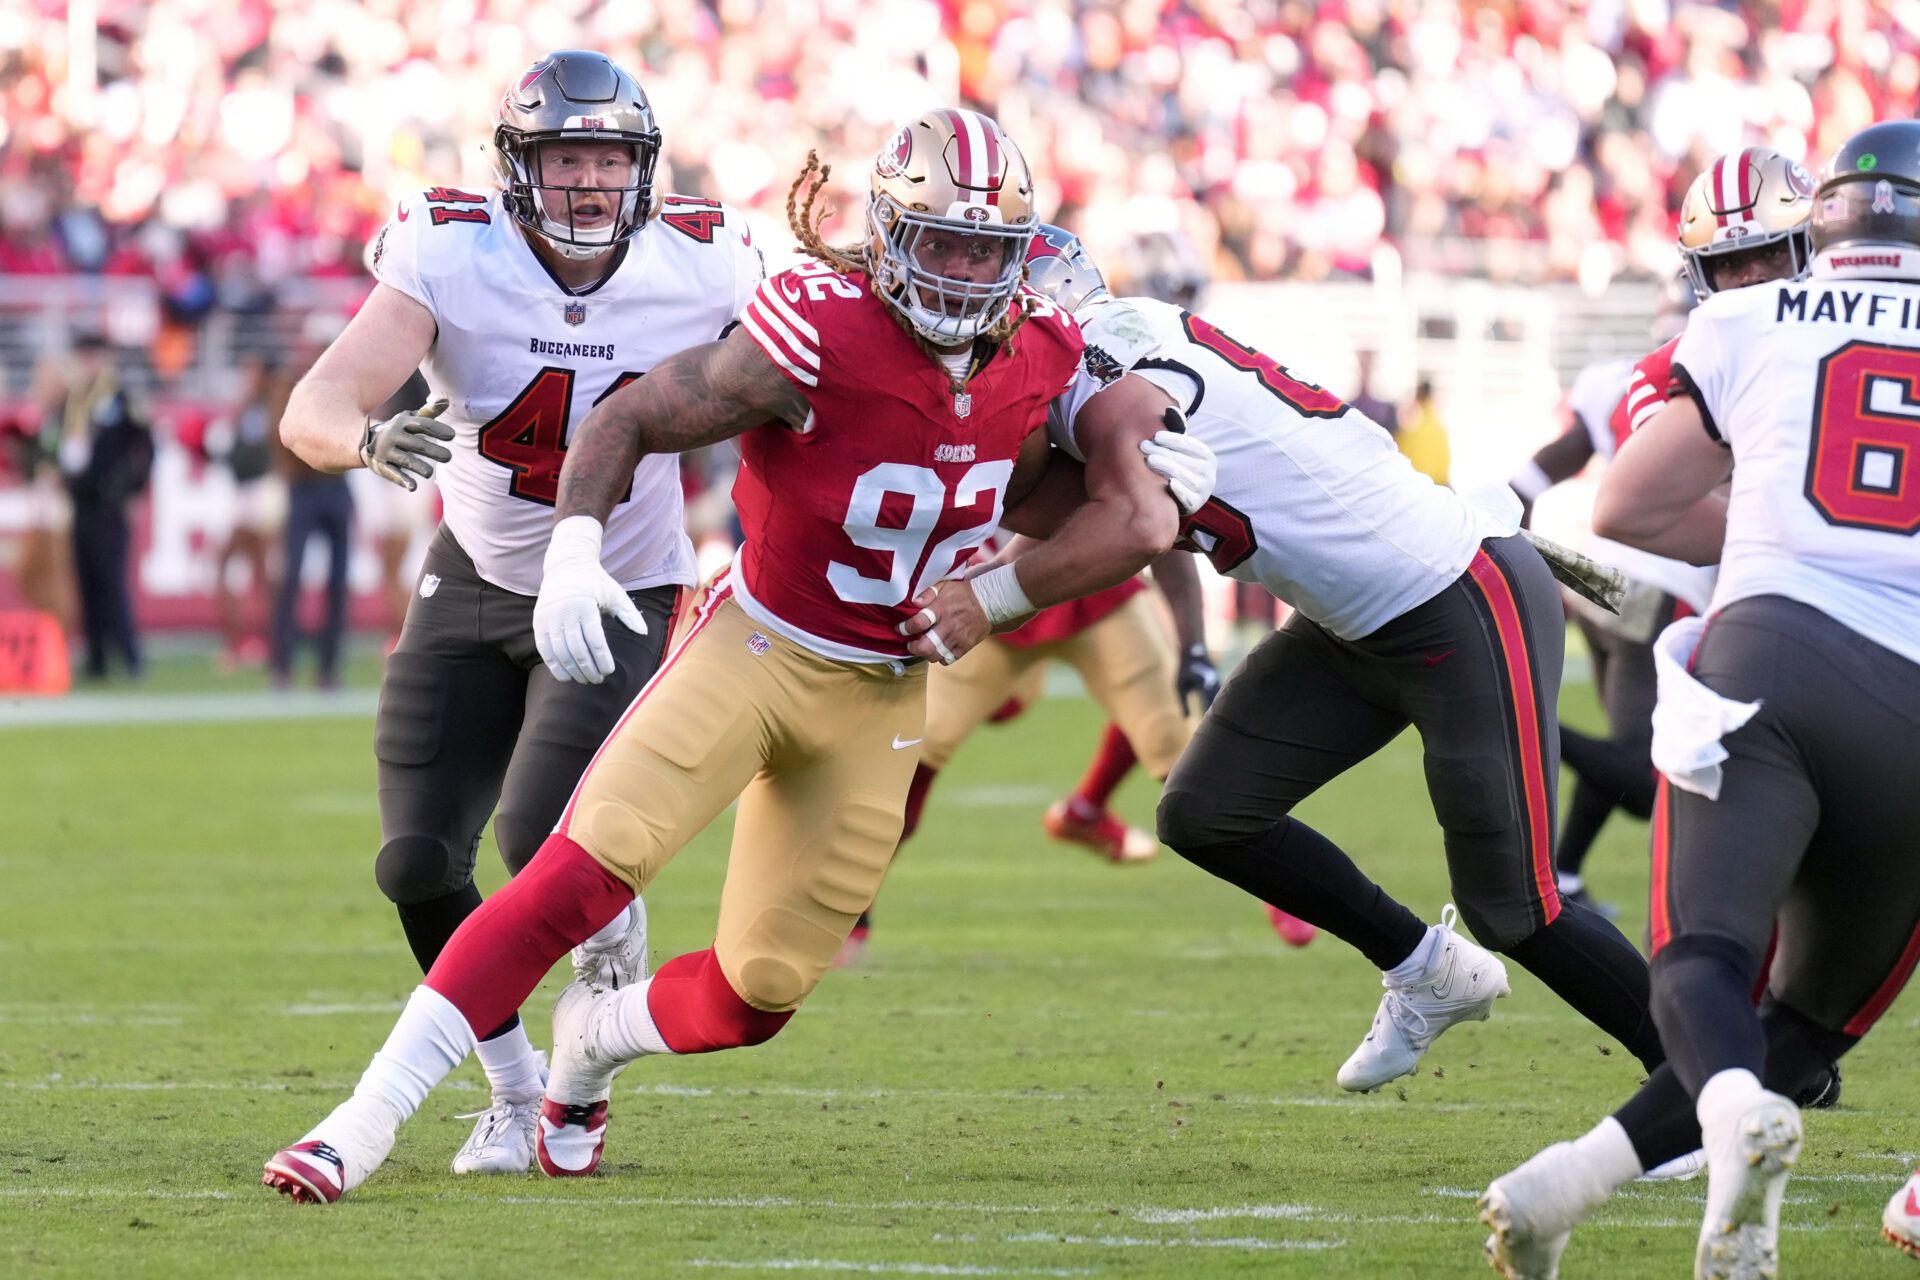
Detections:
875,128,913,179
962,206,989,222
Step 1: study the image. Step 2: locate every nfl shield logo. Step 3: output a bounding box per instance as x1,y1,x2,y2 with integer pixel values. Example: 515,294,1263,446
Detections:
747,631,772,656
563,301,587,326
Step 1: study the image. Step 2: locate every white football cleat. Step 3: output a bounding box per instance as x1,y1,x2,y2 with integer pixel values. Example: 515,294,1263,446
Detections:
262,1095,402,1204
1339,904,1509,1092
571,897,649,990
1696,1085,1802,1280
1883,1169,1920,1259
1479,1139,1621,1279
537,980,625,1177
1640,1148,1707,1182
451,1089,543,1175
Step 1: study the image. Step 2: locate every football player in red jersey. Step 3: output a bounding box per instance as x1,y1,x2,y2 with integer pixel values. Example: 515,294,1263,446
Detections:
1506,148,1815,919
263,108,1214,1202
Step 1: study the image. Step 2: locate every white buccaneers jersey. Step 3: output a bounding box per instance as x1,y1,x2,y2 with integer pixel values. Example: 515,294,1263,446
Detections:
1675,278,1920,663
369,187,763,595
1048,297,1512,639
1567,355,1717,611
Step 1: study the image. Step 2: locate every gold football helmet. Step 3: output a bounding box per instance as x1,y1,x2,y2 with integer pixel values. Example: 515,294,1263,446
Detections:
867,108,1038,344
1677,146,1815,299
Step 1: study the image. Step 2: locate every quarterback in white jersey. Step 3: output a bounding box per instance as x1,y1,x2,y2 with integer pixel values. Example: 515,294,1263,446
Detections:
1018,227,1665,1105
266,50,759,1196
1486,122,1920,1280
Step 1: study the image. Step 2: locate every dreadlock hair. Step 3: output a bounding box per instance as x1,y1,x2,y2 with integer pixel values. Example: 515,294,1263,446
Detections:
783,149,1033,389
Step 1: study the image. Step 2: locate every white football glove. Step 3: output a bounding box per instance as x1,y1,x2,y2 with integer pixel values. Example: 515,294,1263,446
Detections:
533,516,648,685
360,397,454,491
1139,409,1216,517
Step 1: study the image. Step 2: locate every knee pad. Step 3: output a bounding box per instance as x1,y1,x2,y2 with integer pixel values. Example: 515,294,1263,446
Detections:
1423,753,1516,835
1156,784,1220,853
374,834,473,906
647,949,793,1053
1651,932,1763,1005
490,808,549,878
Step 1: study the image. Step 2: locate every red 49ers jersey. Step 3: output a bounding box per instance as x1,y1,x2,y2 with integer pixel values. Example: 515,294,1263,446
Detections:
1609,336,1680,451
734,262,1082,662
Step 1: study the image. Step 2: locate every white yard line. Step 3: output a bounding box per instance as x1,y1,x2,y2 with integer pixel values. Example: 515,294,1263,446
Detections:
0,689,378,730
688,1263,1092,1277
0,1184,1886,1235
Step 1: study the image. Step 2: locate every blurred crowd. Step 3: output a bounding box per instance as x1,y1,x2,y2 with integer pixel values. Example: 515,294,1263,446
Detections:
2,0,1915,312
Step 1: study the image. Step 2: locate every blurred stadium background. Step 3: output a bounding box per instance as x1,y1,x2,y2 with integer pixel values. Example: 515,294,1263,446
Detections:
3,0,1911,677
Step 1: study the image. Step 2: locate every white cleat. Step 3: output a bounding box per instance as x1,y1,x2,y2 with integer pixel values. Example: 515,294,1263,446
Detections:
1696,1089,1801,1280
1479,1139,1621,1279
451,1088,543,1175
1339,904,1509,1092
262,1095,402,1204
537,980,626,1177
1640,1148,1707,1182
571,897,650,991
1883,1168,1920,1259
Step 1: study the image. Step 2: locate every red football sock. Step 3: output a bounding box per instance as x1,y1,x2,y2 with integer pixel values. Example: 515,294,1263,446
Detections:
898,762,938,845
424,833,634,1038
1073,722,1137,812
647,948,792,1052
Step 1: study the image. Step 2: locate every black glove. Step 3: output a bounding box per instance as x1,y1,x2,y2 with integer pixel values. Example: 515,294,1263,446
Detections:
1176,643,1220,715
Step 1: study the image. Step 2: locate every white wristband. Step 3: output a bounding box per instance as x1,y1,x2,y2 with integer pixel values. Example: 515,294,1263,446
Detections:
969,563,1035,625
1509,461,1553,504
545,514,605,567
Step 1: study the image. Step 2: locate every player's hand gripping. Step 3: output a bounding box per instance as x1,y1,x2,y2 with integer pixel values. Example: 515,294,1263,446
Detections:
898,576,995,667
534,516,648,684
1176,644,1220,714
1139,409,1215,517
359,397,454,491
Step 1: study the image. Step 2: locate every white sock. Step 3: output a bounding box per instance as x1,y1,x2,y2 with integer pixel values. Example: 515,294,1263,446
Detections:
578,901,634,953
1696,1067,1765,1130
1384,923,1444,983
352,986,478,1123
1558,872,1585,895
593,977,675,1060
474,1019,545,1101
1572,1116,1645,1186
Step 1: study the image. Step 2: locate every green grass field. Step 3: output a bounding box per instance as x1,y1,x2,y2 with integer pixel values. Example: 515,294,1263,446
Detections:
2,644,1915,1278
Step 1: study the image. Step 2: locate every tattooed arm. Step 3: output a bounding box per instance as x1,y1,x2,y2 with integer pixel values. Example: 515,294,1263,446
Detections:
535,327,809,684
555,324,811,522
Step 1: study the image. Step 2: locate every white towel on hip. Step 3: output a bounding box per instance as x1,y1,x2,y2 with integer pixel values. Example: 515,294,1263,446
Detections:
1650,616,1762,801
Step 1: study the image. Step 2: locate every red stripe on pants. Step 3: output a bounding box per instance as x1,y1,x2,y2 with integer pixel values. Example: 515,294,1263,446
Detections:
1464,549,1561,927
1843,914,1920,1036
1649,777,1674,955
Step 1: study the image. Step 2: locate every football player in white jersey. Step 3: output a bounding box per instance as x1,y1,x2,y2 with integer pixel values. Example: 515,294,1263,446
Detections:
270,50,763,1178
960,228,1665,1099
1481,121,1920,1279
1511,148,1815,914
